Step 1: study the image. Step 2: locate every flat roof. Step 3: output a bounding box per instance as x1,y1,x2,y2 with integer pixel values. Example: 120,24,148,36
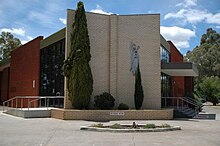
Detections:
161,62,198,76
40,28,66,49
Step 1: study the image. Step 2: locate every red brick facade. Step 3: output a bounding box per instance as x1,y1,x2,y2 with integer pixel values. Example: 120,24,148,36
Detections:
8,36,43,107
168,41,185,97
184,76,194,96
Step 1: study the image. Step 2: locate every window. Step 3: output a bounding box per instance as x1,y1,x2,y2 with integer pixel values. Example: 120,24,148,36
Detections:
161,73,171,97
160,45,170,63
40,39,65,96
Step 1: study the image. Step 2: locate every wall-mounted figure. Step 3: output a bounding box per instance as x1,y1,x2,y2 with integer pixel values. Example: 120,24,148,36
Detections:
130,42,140,76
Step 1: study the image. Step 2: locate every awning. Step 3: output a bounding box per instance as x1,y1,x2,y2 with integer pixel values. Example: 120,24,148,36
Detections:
161,62,198,76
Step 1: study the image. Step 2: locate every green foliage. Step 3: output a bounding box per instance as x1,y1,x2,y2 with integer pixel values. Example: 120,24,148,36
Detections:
145,124,156,129
200,28,220,45
185,28,220,106
63,1,93,109
198,76,220,105
118,103,129,110
160,124,171,128
0,32,21,61
134,65,144,110
109,123,124,129
91,123,104,128
185,28,220,80
94,92,115,109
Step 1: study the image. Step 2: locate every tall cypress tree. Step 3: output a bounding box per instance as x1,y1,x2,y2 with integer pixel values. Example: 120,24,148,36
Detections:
63,1,93,109
134,64,144,110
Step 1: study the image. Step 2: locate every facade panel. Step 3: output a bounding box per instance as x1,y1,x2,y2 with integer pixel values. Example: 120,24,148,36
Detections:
9,36,43,100
168,41,185,97
65,11,161,109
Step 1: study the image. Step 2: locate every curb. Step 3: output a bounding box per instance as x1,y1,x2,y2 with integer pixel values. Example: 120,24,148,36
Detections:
80,126,181,133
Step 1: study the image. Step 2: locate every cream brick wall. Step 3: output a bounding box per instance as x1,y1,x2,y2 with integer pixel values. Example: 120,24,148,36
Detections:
117,15,161,109
65,10,161,109
51,109,173,120
65,10,110,108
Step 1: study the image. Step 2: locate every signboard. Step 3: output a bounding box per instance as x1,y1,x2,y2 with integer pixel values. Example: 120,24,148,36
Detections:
110,111,125,116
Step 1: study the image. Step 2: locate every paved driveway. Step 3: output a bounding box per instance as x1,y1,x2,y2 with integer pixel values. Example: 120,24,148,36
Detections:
0,105,220,146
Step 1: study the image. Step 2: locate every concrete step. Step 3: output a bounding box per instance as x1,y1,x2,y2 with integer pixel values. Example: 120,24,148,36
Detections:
174,107,196,118
193,113,216,120
3,108,53,118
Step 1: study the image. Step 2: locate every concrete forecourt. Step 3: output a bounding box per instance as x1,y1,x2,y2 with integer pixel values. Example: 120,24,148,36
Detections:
0,105,220,146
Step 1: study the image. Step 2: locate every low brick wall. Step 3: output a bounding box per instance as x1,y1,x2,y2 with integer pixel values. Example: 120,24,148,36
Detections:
51,109,173,121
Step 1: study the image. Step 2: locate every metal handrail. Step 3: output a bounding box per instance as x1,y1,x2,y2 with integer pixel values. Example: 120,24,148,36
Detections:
3,96,18,111
3,96,64,112
182,97,198,105
181,97,197,106
179,97,199,108
162,96,200,113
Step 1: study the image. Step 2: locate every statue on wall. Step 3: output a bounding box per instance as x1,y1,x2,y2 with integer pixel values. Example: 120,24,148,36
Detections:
130,42,144,110
130,42,140,76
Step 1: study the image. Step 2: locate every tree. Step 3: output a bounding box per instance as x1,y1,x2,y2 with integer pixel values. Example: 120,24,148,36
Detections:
185,28,220,80
134,65,144,110
0,32,21,61
63,1,93,109
198,76,220,105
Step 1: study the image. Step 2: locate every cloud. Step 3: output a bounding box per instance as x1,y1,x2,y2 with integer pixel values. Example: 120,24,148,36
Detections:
164,8,220,25
28,2,65,28
59,18,66,25
21,36,34,44
90,4,113,15
160,26,196,49
176,0,197,7
206,13,220,25
29,11,54,27
165,0,220,26
0,27,34,45
0,28,25,36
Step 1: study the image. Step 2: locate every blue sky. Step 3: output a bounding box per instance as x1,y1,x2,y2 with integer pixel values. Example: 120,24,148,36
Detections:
0,0,219,55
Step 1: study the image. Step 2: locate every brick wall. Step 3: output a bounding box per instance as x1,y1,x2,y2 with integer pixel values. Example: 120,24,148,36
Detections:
9,37,43,107
65,11,161,109
51,109,173,120
185,77,194,96
168,41,183,63
117,15,161,109
1,67,10,103
168,41,185,97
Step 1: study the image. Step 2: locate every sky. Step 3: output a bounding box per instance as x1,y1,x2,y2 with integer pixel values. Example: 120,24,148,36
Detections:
0,0,220,55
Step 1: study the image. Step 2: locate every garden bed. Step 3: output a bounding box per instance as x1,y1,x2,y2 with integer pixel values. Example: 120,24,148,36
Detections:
80,122,181,132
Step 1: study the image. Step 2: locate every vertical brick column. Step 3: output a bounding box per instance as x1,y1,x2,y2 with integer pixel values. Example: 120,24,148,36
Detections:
64,10,75,109
109,15,118,106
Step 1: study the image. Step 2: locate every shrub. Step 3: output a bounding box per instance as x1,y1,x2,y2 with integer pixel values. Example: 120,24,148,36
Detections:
94,92,115,109
63,1,93,109
160,124,171,128
91,123,104,128
134,65,144,110
118,103,129,110
145,124,156,129
109,123,124,129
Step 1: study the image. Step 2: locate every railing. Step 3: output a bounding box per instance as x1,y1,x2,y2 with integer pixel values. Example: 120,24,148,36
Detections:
161,96,201,113
2,96,64,112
